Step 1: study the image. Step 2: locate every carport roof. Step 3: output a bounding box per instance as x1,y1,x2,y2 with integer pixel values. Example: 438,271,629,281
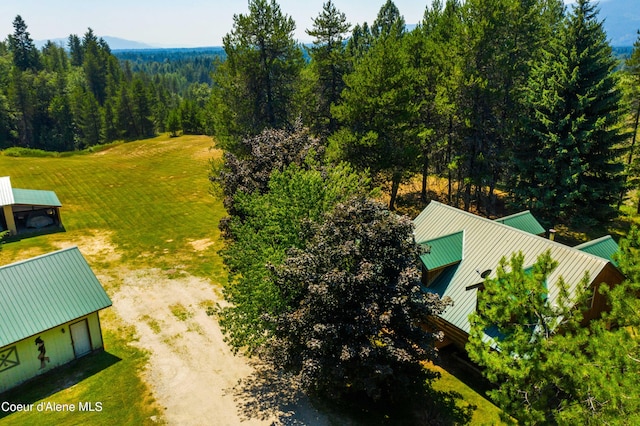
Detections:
12,188,61,207
0,176,62,208
0,247,112,347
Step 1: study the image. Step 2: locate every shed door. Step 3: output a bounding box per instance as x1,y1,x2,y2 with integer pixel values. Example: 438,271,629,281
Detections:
70,319,92,357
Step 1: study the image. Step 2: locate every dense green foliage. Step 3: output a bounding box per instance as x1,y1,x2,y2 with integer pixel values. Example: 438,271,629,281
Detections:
514,0,626,227
211,0,304,150
269,196,449,409
302,1,351,137
468,245,640,424
2,0,634,229
213,123,454,419
0,17,215,151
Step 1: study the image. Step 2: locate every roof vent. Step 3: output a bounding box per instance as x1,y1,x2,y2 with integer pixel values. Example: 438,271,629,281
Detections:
549,228,556,241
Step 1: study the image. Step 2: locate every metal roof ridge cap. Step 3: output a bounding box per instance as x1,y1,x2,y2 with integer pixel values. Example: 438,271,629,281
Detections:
417,229,465,245
574,235,615,249
0,246,81,271
424,202,610,267
495,210,532,221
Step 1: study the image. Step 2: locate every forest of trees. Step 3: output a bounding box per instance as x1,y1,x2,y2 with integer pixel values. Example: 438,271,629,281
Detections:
0,16,216,151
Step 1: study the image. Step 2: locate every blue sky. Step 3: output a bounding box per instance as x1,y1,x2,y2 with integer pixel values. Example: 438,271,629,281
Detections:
0,0,430,47
0,0,635,48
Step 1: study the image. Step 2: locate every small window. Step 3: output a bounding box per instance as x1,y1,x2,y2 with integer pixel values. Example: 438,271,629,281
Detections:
0,346,20,373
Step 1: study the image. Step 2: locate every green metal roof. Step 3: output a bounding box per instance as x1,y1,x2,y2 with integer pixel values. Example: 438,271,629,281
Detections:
494,211,545,235
413,201,611,338
12,188,61,207
0,247,112,347
418,230,464,270
575,236,619,266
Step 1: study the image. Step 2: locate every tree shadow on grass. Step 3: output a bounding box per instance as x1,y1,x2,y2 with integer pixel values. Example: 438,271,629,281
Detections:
0,350,121,420
229,361,336,425
230,361,475,426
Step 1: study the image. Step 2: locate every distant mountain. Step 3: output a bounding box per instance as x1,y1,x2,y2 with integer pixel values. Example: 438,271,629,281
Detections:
35,36,155,50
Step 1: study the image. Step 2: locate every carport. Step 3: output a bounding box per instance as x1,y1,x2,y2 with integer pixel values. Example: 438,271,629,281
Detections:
0,176,62,236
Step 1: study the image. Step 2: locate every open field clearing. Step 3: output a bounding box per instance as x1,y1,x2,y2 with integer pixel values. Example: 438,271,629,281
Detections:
0,134,502,425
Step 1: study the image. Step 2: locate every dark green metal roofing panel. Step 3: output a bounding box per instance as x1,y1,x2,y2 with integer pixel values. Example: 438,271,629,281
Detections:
575,236,619,266
12,188,62,207
494,211,545,235
418,230,464,270
0,247,112,347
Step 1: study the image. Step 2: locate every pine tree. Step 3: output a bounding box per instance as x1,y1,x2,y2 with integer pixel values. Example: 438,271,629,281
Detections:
8,16,40,72
304,1,350,137
330,33,420,211
514,0,625,227
623,32,640,212
212,0,303,149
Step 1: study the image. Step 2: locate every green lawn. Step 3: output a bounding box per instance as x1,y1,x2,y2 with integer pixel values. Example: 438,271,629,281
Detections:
0,134,504,424
0,134,227,279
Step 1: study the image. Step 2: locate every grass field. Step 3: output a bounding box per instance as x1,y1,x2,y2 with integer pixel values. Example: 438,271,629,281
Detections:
0,134,503,424
0,134,225,425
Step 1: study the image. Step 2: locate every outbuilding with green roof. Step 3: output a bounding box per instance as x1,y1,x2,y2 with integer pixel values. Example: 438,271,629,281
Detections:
0,176,63,236
0,247,112,393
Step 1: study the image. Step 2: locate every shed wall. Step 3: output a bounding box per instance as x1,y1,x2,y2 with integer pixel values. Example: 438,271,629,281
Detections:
0,312,103,394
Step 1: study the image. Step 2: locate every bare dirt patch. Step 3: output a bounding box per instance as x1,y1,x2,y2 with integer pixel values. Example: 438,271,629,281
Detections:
53,230,122,263
188,238,215,252
110,268,330,425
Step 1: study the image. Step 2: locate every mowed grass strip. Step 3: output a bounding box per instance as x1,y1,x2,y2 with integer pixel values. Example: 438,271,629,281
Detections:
0,134,227,280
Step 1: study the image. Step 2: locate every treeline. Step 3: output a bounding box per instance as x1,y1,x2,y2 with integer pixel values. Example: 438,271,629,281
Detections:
211,0,640,231
113,47,226,95
0,16,212,151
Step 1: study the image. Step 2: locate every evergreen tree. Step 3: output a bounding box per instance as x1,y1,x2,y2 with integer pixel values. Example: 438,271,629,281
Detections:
345,22,372,60
304,1,351,137
622,32,640,212
514,0,625,227
82,29,108,105
68,34,84,67
330,33,420,210
131,77,155,138
212,0,303,149
8,15,40,71
167,109,181,137
469,241,640,424
371,0,405,39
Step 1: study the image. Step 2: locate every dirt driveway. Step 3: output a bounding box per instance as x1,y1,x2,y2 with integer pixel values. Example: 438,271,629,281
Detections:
108,268,331,426
49,233,334,425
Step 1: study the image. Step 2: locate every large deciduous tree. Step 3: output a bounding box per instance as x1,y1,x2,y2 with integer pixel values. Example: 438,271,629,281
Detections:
514,0,625,227
268,197,449,410
218,163,370,353
212,0,303,150
211,124,324,213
